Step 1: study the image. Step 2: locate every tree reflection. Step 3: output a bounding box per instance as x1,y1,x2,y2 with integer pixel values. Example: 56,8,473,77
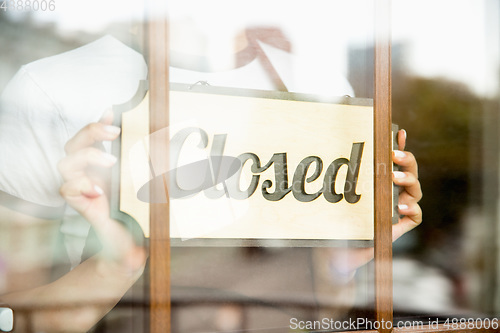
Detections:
393,74,498,314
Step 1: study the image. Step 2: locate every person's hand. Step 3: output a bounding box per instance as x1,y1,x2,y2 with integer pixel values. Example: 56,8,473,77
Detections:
391,129,423,241
57,110,146,274
315,129,423,281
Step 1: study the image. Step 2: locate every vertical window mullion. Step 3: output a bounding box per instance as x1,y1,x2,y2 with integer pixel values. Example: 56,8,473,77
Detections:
374,0,394,332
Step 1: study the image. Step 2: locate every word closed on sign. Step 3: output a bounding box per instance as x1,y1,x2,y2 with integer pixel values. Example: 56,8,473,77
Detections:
114,86,374,243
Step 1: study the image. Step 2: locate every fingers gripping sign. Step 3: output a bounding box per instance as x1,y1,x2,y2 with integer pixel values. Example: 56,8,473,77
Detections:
321,129,424,280
58,109,120,222
58,109,145,273
392,129,423,241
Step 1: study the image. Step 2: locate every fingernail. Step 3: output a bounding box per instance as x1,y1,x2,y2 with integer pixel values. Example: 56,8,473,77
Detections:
398,204,409,210
393,171,406,178
94,184,104,195
101,152,117,164
104,125,121,135
402,129,407,140
394,150,406,158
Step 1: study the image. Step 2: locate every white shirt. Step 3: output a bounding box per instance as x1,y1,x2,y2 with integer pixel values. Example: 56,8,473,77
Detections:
170,41,354,98
0,35,147,266
0,35,147,212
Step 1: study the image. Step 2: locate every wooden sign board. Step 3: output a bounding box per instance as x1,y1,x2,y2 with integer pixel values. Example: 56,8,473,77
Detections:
112,83,375,245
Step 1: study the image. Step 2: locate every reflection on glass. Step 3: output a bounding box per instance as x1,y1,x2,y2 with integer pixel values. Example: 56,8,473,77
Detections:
392,0,500,327
0,0,381,330
0,0,450,332
166,1,382,332
0,2,149,332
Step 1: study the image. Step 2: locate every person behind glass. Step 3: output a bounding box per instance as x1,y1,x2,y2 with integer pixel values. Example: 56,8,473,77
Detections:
0,36,148,332
0,17,422,333
166,17,422,329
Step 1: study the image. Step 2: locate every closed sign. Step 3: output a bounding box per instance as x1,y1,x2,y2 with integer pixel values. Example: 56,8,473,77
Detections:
114,85,374,243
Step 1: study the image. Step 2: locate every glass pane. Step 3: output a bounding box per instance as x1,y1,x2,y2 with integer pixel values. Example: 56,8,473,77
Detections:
1,1,400,332
0,2,149,332
165,1,381,332
392,0,500,329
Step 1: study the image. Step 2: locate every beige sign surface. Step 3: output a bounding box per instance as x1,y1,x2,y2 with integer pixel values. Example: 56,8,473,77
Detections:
115,86,374,242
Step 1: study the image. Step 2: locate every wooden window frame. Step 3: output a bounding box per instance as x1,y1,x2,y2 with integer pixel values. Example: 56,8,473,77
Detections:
145,1,495,332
